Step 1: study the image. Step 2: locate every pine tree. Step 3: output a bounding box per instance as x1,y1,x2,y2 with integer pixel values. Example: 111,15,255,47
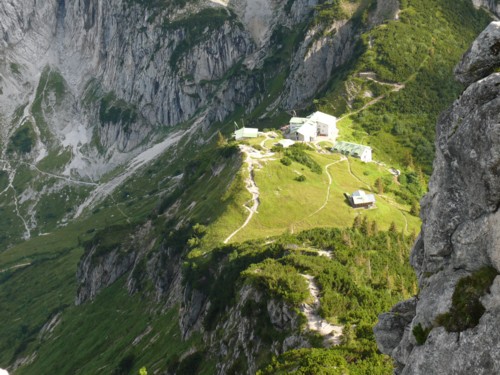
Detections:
342,323,355,345
216,131,227,147
352,215,362,229
341,230,353,247
389,221,397,233
410,201,420,216
374,177,384,194
361,216,370,236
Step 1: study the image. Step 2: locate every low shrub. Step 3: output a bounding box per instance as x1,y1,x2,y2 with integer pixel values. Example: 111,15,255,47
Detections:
281,156,292,166
412,323,432,345
435,267,498,332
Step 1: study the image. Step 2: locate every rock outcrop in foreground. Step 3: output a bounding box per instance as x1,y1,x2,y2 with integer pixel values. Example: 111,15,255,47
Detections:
375,21,500,374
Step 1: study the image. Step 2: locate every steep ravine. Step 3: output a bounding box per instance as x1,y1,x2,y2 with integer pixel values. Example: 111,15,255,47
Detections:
375,21,500,374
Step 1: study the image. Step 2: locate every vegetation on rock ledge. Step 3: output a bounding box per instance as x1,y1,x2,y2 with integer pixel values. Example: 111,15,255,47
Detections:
435,267,498,332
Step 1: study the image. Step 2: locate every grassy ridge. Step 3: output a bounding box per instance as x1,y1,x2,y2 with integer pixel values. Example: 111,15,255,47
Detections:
206,140,421,246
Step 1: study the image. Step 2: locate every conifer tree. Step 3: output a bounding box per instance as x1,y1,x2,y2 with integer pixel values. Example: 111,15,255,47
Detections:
352,215,362,229
375,177,384,194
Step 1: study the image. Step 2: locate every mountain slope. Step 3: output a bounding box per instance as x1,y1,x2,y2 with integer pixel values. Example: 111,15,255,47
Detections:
0,0,496,374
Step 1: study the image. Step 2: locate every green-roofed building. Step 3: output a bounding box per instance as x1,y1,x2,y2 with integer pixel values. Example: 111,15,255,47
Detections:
233,127,259,140
332,141,372,162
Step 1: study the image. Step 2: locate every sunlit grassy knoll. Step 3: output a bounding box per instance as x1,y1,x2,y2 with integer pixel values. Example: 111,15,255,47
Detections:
233,157,330,240
263,137,279,149
317,140,334,149
243,136,266,147
225,149,420,243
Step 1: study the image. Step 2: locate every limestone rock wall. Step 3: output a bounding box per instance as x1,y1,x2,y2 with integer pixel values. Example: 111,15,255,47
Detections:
375,21,500,374
0,0,398,177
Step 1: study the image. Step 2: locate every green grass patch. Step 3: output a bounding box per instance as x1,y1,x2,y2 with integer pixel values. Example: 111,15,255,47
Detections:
0,171,9,192
412,322,432,345
8,122,36,154
318,0,491,173
242,258,310,305
36,148,73,173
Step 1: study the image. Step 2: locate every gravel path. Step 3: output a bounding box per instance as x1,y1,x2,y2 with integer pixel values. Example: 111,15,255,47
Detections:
301,274,343,346
223,144,274,244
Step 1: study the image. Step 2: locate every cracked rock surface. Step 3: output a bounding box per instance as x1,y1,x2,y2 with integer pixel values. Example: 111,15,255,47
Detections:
375,21,500,374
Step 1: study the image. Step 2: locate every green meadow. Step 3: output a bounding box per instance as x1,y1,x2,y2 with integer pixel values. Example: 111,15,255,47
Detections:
207,136,421,246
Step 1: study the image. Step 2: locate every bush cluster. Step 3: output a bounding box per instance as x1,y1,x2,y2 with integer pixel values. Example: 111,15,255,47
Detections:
435,267,498,332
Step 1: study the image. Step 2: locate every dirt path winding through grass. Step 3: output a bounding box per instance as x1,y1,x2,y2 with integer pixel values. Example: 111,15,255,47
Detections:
346,158,372,190
290,157,346,233
0,262,31,273
223,145,275,244
223,150,260,244
339,74,405,121
301,273,343,346
307,157,346,218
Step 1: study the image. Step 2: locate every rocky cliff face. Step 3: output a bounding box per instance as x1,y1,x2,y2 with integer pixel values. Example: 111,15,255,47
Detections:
0,0,259,175
206,285,307,375
375,21,500,374
472,0,500,17
0,0,398,177
0,0,322,244
280,0,400,109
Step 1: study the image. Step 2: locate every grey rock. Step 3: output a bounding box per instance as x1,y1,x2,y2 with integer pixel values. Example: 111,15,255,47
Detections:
199,284,309,375
471,0,500,18
75,222,158,305
267,298,296,330
374,297,417,355
376,22,500,374
455,21,500,86
75,244,136,305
